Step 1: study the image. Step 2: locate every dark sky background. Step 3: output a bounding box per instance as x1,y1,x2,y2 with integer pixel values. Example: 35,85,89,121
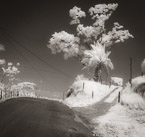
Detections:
0,0,145,98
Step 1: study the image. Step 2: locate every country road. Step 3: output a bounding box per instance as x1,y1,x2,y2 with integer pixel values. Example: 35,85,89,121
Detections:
73,87,122,129
0,97,92,137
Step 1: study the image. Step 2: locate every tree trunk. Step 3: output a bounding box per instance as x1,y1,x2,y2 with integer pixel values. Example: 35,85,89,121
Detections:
0,90,2,99
94,66,102,83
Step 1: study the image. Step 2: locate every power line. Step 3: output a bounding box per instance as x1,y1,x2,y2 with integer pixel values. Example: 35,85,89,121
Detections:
20,66,69,80
0,27,72,79
1,31,60,91
15,44,60,90
20,65,62,74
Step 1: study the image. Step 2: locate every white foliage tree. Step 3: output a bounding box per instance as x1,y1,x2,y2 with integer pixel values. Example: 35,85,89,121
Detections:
0,62,20,98
11,82,38,97
81,42,114,81
47,3,133,81
0,44,5,98
1,62,20,84
69,6,86,25
141,59,145,76
48,31,80,59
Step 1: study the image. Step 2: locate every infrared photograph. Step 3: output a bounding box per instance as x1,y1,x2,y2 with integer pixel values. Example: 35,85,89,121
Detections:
0,0,145,137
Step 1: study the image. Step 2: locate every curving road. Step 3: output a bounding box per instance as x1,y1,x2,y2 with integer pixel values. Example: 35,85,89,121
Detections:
0,97,92,137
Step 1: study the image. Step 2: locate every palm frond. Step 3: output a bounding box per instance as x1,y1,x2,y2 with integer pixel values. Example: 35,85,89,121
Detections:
81,42,113,71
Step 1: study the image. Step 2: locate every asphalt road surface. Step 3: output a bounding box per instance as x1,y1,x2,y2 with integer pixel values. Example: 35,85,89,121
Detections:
0,97,92,137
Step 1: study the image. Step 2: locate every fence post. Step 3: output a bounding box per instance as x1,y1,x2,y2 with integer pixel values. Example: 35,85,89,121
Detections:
11,91,13,98
118,91,120,103
17,90,19,97
92,91,94,99
129,57,133,88
82,82,84,92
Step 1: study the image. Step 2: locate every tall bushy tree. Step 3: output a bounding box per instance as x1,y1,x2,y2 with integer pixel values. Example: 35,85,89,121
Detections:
47,3,133,81
81,42,114,82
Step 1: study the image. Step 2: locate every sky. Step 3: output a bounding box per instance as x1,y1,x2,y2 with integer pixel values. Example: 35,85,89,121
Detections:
0,0,145,98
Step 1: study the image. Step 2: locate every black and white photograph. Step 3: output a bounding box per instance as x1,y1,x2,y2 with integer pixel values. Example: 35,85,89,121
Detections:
0,0,145,137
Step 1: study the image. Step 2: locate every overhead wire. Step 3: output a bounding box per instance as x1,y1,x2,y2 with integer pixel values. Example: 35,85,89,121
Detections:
1,33,56,89
14,43,60,91
0,27,72,79
0,28,66,90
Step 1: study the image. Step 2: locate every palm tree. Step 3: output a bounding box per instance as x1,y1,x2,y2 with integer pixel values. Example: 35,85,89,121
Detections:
81,42,114,82
141,59,145,76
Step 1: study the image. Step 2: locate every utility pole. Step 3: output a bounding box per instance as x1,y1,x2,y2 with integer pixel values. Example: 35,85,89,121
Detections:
63,92,64,100
82,82,84,92
129,57,133,88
